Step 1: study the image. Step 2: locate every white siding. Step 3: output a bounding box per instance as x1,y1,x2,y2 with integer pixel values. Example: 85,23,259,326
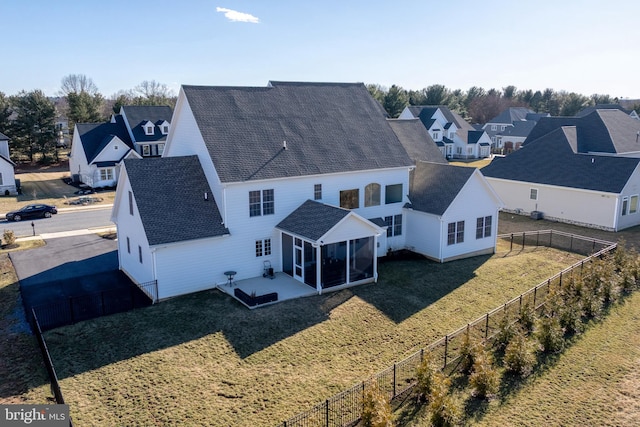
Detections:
486,177,620,230
616,164,640,230
0,158,16,195
405,210,442,259
112,171,155,285
68,127,89,182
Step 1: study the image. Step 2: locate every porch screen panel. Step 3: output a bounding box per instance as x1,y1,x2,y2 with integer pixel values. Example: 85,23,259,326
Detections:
282,234,293,276
321,242,347,288
304,241,317,288
349,237,374,282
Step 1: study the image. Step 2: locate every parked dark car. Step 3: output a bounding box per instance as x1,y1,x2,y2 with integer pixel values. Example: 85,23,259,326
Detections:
6,204,58,221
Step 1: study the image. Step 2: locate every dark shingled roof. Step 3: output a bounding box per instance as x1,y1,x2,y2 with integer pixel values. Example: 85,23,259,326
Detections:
124,155,229,246
523,110,640,154
497,120,537,137
576,104,633,117
408,162,475,215
182,82,413,183
76,116,133,163
487,107,536,124
121,105,173,143
483,126,640,193
276,200,350,241
387,119,447,164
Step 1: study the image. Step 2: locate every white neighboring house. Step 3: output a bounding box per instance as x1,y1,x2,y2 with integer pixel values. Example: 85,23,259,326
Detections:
399,105,492,159
405,162,503,262
112,82,503,302
483,110,640,231
68,117,140,188
0,132,17,195
118,105,173,157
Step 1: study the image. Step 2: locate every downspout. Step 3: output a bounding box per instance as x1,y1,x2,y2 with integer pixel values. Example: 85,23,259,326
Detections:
151,247,158,300
316,244,322,295
373,234,379,283
222,186,228,226
613,194,620,232
439,216,444,263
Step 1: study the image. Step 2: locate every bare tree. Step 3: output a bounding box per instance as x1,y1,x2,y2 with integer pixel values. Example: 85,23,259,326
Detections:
59,74,99,96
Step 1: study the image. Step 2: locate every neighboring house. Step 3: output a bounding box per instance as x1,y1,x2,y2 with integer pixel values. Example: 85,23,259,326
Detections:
399,105,492,159
112,82,502,302
68,117,139,188
119,105,174,157
0,132,17,195
482,107,549,152
483,109,640,231
576,104,639,120
69,105,172,188
405,161,503,262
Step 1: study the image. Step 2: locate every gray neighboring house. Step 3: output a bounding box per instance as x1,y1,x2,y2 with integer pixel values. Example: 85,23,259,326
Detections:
483,107,550,153
576,104,639,120
483,109,640,231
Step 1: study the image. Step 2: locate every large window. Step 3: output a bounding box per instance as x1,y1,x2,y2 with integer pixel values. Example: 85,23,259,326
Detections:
385,184,403,204
476,216,492,239
384,215,402,237
447,221,465,245
340,189,359,209
364,183,381,207
249,189,275,217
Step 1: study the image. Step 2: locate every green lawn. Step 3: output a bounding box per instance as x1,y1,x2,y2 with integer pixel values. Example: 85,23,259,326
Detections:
42,248,583,426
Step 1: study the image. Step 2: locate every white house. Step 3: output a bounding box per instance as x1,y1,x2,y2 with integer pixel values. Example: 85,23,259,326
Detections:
399,105,492,159
482,107,549,152
483,110,640,231
405,161,503,262
69,105,172,188
112,82,503,302
68,117,140,188
0,132,17,195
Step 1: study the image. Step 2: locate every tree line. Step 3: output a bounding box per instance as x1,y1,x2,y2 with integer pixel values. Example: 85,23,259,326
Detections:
0,74,177,163
367,83,640,123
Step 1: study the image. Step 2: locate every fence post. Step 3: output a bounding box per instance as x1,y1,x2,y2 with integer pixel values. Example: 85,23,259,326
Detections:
536,230,540,247
443,335,448,368
519,294,522,310
393,364,397,398
485,313,489,339
550,230,553,248
325,399,329,427
522,232,525,250
559,271,563,288
533,286,537,307
570,235,574,252
510,233,513,251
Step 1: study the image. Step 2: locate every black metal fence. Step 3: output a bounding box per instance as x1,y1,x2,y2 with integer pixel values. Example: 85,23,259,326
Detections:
278,231,617,427
31,280,157,332
31,309,73,427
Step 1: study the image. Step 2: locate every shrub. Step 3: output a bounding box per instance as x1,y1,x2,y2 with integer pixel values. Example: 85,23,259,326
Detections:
415,350,437,402
2,229,16,246
518,303,536,334
469,349,500,399
458,330,482,375
557,296,584,336
361,382,394,427
536,314,565,353
503,330,536,377
492,314,519,355
427,372,460,427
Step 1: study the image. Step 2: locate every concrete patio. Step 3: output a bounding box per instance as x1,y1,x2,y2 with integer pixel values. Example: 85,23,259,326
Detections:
217,272,318,308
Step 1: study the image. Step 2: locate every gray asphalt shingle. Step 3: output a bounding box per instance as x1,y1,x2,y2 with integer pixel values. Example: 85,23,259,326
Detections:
408,162,475,215
276,200,350,241
124,155,229,246
183,82,413,183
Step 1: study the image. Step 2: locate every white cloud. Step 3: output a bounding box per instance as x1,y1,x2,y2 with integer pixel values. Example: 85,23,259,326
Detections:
216,7,260,23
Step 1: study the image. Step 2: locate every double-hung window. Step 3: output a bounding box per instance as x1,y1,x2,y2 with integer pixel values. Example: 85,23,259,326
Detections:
384,215,402,237
447,221,465,245
249,189,275,217
476,216,492,239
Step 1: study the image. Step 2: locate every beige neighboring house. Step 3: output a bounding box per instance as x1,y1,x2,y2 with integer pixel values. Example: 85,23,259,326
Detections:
0,132,17,195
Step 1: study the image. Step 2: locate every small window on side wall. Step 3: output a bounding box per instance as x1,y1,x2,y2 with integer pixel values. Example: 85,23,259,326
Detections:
530,188,538,200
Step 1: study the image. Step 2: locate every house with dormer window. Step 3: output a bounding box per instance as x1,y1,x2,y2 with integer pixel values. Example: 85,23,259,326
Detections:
399,105,491,159
69,105,173,187
112,82,502,302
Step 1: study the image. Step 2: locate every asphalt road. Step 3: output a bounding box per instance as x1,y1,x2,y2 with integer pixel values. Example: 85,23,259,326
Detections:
1,205,114,238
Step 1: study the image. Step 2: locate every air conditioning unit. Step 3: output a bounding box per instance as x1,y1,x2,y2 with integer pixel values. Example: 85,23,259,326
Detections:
530,211,544,220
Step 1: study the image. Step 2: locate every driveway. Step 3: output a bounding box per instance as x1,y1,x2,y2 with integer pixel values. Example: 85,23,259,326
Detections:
10,235,147,330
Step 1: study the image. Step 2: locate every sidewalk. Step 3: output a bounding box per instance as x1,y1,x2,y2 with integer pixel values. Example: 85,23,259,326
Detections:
16,225,117,242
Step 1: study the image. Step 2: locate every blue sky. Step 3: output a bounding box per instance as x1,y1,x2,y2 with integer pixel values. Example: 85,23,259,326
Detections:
2,0,639,99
